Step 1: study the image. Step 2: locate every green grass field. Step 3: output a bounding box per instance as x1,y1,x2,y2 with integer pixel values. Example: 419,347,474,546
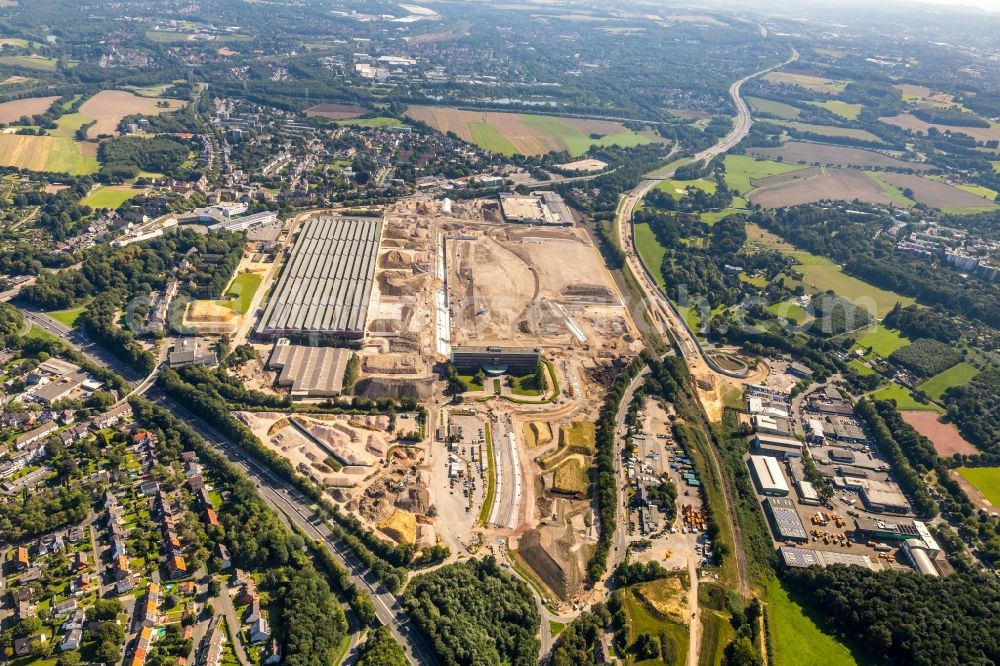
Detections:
701,197,750,225
225,272,263,314
623,590,689,666
770,120,882,142
848,358,876,376
25,324,58,342
766,299,810,323
46,305,87,327
955,182,998,200
871,383,943,412
789,252,912,318
333,116,403,128
468,121,519,156
917,362,979,401
0,54,57,71
991,161,1000,173
646,156,691,179
655,177,717,197
766,578,862,666
852,324,911,357
747,96,801,120
723,155,806,195
520,114,653,156
866,172,916,207
82,187,143,209
807,100,863,119
633,222,667,289
50,112,94,138
957,467,1000,506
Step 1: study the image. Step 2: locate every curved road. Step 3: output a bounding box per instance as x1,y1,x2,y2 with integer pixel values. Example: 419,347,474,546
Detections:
615,49,798,600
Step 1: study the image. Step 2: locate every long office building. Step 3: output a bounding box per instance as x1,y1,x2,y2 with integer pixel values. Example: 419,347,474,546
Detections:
451,346,541,375
257,216,382,340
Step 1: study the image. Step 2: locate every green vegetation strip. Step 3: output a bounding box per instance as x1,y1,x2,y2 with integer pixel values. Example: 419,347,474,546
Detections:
478,420,496,527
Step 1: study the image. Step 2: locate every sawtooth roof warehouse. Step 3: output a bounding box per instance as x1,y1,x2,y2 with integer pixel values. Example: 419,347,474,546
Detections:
256,216,383,341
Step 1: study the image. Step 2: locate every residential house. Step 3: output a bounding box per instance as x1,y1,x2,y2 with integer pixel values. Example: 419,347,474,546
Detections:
247,617,271,644
13,635,46,657
60,629,83,652
12,545,29,570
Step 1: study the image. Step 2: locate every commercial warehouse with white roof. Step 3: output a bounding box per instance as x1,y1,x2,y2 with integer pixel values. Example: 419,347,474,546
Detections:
256,216,382,341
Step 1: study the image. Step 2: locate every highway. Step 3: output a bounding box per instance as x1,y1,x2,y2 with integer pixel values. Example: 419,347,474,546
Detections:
613,50,798,599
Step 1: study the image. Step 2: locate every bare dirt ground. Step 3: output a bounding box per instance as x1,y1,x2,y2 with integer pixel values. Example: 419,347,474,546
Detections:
901,411,979,456
0,95,57,123
80,90,187,138
879,172,997,209
749,141,930,170
304,103,367,119
880,113,1000,144
750,169,893,208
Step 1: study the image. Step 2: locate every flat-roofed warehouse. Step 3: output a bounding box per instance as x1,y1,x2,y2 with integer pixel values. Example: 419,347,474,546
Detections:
266,341,350,397
764,496,808,542
257,216,382,340
748,455,790,497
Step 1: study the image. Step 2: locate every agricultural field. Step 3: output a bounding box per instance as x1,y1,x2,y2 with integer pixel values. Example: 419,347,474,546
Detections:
82,185,146,209
767,120,883,143
748,168,896,209
0,94,56,123
334,117,404,128
878,173,996,212
747,96,801,119
405,105,664,156
865,172,916,207
895,84,956,107
0,54,57,71
852,324,911,357
762,71,848,94
788,252,912,318
871,383,943,412
723,155,806,194
900,411,978,457
145,31,250,42
0,132,98,174
124,83,176,98
917,362,980,401
766,579,862,666
807,100,863,119
956,467,1000,507
749,142,929,170
304,103,368,119
880,113,1000,144
79,90,187,138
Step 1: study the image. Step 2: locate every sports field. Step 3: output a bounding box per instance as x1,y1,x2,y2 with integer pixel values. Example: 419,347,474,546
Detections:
723,155,805,194
82,186,146,209
917,362,979,401
766,579,862,666
224,272,263,314
957,468,1000,507
852,324,910,357
79,90,187,138
405,105,662,156
747,96,801,119
807,100,863,119
0,133,98,174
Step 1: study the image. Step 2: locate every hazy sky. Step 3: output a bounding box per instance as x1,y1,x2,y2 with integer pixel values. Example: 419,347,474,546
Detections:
921,0,1000,10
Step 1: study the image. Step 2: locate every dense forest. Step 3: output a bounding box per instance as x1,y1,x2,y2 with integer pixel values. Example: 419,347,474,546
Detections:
944,367,1000,456
98,135,193,181
884,303,960,344
784,566,1000,666
404,557,540,666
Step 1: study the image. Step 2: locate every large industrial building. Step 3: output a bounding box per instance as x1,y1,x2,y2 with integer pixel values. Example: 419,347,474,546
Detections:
499,192,574,225
764,496,808,542
753,433,804,458
266,340,351,397
256,216,382,340
450,346,541,375
836,476,910,514
748,455,789,497
779,547,877,571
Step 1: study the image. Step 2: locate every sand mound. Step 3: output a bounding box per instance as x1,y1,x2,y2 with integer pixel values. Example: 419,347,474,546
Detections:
524,422,552,448
635,577,688,624
379,508,417,544
380,250,413,269
355,377,434,401
378,271,429,297
518,529,569,600
395,487,430,514
416,524,436,549
364,353,421,375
